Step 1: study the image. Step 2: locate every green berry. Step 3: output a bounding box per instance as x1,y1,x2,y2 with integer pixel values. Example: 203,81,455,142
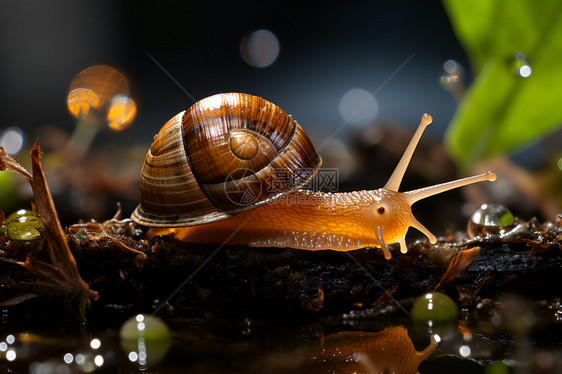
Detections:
6,216,45,241
120,314,171,366
411,292,459,322
485,361,509,374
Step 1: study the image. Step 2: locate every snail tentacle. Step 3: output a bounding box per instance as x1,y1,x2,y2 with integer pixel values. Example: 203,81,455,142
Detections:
384,113,432,192
376,226,391,260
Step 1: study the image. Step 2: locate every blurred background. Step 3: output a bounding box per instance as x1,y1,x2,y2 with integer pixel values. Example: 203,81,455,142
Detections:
0,0,560,225
0,1,463,139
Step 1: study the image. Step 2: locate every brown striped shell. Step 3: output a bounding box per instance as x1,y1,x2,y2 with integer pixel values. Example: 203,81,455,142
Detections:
131,93,322,227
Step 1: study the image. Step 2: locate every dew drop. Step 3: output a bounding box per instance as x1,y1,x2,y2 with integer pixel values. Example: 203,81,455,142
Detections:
467,203,515,238
240,318,254,336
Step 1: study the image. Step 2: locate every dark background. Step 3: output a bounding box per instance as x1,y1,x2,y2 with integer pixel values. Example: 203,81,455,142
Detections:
0,0,467,149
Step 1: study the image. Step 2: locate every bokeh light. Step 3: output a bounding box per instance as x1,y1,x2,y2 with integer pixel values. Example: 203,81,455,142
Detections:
240,29,280,68
459,345,471,357
519,64,532,78
63,353,74,364
339,88,379,126
67,65,136,132
106,95,137,131
439,59,465,98
443,59,459,75
1,127,24,155
128,351,138,362
90,338,101,350
66,88,100,119
513,51,532,78
120,314,171,367
67,65,128,116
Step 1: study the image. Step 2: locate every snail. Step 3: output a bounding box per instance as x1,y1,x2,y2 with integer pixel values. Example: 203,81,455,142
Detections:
131,93,496,259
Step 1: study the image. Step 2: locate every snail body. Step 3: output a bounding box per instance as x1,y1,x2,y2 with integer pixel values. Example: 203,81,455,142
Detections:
151,189,415,258
132,93,495,259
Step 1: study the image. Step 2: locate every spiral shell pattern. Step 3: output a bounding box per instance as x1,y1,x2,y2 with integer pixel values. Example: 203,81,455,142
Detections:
132,93,321,227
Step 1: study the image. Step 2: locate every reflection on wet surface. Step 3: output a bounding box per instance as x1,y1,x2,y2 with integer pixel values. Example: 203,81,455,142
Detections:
305,326,437,374
1,299,561,373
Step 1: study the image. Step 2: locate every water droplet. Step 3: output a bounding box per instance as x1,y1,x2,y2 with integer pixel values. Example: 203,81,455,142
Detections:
511,52,532,78
467,203,515,238
240,318,254,336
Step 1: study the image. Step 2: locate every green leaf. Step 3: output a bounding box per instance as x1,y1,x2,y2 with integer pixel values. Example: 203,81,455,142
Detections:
443,0,562,168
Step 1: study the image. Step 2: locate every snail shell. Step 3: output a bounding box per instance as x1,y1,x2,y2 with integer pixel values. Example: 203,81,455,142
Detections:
132,93,322,227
